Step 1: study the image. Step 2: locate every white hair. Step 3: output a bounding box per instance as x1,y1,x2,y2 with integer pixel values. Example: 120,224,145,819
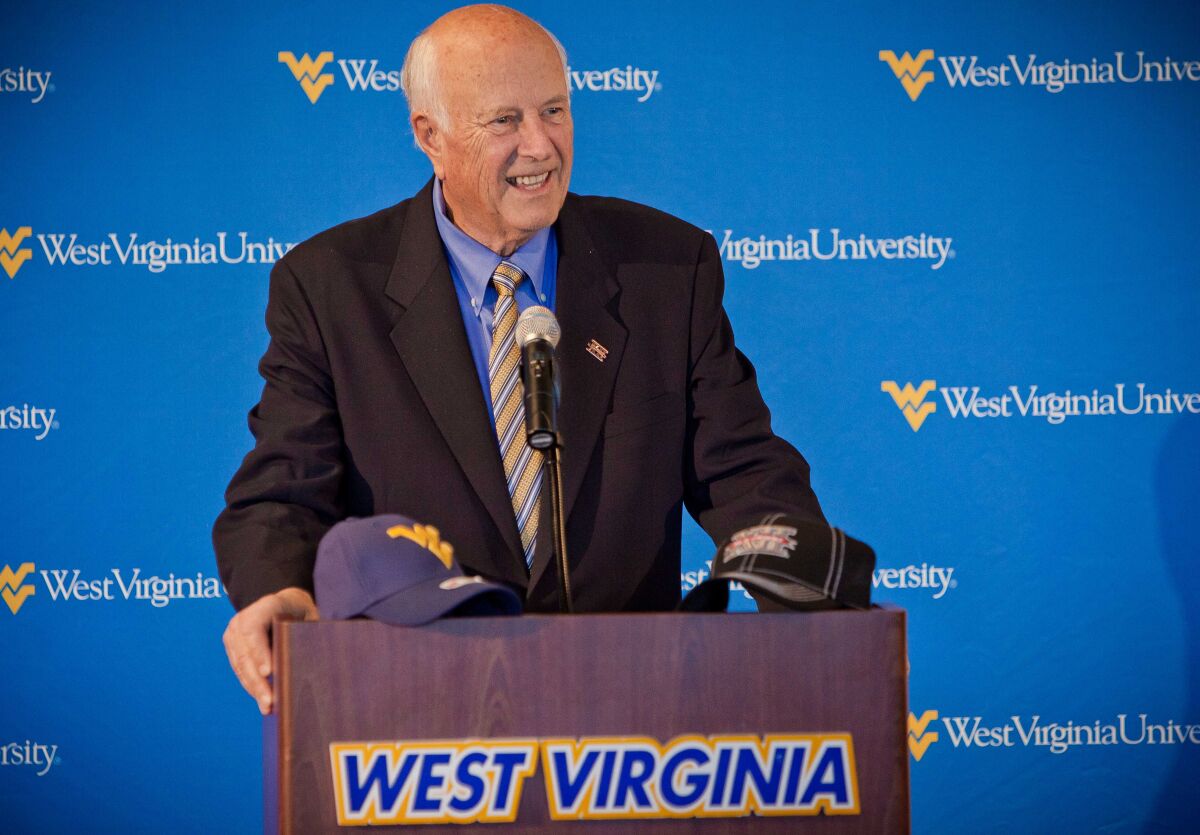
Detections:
401,7,570,145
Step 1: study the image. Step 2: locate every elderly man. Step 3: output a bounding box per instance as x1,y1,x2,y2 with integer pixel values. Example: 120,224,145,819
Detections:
215,4,823,713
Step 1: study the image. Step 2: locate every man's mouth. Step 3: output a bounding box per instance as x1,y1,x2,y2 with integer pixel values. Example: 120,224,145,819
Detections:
506,172,551,190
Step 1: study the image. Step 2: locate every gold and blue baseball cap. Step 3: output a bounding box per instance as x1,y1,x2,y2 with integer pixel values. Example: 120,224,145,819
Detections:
314,514,522,625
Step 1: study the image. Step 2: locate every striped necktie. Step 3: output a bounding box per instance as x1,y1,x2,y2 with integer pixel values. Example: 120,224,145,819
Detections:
488,261,543,568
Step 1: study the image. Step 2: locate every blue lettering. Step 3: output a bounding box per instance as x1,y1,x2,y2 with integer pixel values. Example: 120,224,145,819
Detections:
345,750,418,813
490,751,529,814
448,751,487,814
729,746,785,807
660,746,709,808
612,749,656,810
799,746,849,806
710,747,732,807
594,749,617,810
412,752,451,812
550,749,600,811
783,742,810,804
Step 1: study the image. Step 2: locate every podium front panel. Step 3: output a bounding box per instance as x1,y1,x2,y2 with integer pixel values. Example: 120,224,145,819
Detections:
268,610,908,833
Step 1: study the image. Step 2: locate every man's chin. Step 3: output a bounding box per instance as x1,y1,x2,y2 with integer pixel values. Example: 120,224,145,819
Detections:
502,203,564,237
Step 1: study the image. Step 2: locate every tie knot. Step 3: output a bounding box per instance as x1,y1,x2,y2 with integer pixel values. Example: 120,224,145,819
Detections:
491,261,524,297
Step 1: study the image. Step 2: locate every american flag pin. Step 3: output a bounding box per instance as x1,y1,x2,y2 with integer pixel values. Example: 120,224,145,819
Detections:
585,339,609,362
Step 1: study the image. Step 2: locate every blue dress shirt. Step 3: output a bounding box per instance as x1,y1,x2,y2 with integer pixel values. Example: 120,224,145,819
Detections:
432,178,558,418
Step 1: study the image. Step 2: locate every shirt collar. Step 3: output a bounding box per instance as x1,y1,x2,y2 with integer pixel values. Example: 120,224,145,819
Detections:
432,178,549,308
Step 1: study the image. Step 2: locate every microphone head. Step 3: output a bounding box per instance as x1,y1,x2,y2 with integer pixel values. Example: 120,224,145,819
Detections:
516,305,561,348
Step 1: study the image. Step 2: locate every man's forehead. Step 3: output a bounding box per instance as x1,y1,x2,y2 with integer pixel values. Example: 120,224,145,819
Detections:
436,27,560,73
438,38,566,107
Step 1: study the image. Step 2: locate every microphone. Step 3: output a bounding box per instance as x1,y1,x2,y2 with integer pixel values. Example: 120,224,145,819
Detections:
515,305,572,613
516,306,561,451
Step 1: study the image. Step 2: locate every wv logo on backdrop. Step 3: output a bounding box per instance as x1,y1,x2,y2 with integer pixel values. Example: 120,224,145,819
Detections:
1,226,33,279
881,380,938,431
879,50,936,101
1,563,36,614
908,710,939,761
279,51,336,103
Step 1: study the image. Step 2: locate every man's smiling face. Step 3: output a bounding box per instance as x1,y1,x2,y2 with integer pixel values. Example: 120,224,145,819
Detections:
414,11,573,256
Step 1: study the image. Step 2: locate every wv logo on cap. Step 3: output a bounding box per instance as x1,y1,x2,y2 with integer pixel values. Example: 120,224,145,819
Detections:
907,710,939,761
387,523,455,568
1,563,36,614
1,226,33,279
279,51,336,104
881,380,937,432
879,50,936,101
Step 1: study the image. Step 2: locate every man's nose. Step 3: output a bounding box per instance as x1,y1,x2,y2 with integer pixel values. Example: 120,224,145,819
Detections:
517,116,555,160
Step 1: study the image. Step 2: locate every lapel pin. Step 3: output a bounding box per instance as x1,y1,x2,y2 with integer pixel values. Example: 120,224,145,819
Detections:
585,339,609,362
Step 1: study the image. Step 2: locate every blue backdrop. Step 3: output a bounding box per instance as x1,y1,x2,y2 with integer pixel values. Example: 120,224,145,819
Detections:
3,1,1197,831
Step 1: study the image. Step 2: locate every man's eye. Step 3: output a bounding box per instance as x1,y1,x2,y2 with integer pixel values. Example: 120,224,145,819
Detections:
494,116,513,125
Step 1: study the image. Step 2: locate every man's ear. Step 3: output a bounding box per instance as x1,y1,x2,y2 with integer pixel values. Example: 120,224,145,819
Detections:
412,114,445,180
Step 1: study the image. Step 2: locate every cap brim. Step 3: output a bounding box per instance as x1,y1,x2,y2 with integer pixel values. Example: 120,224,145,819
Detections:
678,577,730,612
360,575,522,626
722,570,869,610
680,572,868,613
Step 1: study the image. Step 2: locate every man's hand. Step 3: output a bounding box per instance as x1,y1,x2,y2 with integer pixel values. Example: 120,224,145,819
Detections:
222,587,318,715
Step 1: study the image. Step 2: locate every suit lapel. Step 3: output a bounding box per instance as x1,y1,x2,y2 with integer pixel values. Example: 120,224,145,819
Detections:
384,180,527,585
528,196,627,590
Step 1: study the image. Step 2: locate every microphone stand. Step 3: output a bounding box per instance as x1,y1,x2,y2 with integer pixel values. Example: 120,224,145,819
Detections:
523,342,572,613
545,443,572,614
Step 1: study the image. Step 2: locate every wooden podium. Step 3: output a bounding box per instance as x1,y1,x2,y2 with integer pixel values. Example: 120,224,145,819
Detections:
265,609,909,833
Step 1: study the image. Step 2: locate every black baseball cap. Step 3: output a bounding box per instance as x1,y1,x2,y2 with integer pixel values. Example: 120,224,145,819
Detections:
679,514,875,612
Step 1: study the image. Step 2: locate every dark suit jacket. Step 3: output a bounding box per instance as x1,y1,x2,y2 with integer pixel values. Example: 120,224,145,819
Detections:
213,179,823,613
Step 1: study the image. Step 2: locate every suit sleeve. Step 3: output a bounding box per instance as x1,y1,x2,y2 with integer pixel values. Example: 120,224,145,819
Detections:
682,232,825,546
212,258,345,610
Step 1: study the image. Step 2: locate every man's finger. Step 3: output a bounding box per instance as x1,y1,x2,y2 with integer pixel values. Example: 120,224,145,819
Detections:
242,661,273,715
224,613,275,712
225,637,270,705
222,589,314,714
238,614,274,679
